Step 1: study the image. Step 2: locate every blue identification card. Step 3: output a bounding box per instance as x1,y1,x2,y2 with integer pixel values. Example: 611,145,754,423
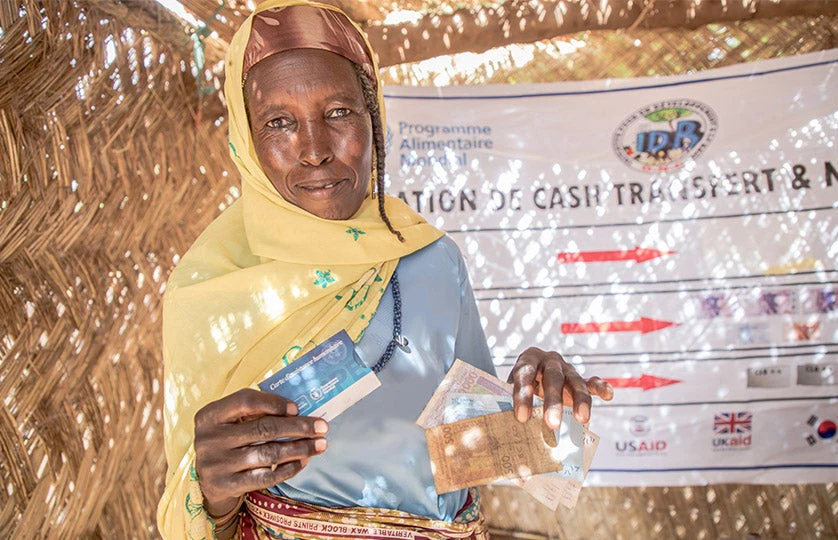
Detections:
258,330,381,421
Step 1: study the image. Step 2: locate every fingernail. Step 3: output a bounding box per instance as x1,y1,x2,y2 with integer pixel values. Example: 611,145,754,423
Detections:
315,438,328,452
314,419,329,434
287,403,298,415
546,407,561,428
576,403,590,421
516,407,528,423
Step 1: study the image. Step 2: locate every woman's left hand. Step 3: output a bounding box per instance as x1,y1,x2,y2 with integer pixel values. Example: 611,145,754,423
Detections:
508,347,613,430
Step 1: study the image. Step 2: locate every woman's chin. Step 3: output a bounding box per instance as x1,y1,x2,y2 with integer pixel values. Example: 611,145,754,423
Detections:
300,201,360,221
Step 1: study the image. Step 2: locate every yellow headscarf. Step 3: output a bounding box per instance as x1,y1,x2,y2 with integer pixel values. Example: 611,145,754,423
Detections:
156,2,443,537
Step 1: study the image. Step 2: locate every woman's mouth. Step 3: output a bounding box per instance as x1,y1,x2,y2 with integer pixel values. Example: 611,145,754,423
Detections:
297,179,348,197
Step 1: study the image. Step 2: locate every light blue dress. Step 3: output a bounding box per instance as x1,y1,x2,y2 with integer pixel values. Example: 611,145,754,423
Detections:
268,235,495,521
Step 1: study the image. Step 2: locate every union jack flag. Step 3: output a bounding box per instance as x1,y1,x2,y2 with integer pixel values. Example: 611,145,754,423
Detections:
714,412,752,434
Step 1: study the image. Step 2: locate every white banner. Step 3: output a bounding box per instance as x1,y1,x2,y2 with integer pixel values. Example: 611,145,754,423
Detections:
383,51,838,486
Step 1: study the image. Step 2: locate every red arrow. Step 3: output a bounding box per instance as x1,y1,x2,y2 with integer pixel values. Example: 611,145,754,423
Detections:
603,374,682,391
561,317,678,335
557,246,674,263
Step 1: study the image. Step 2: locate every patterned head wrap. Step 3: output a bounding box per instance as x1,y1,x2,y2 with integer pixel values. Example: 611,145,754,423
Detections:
243,5,376,87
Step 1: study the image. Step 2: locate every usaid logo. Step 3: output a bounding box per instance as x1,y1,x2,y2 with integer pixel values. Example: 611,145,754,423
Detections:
613,99,718,172
629,415,651,436
615,415,667,456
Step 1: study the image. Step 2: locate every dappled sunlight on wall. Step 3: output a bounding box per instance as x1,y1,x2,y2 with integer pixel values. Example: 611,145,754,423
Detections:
382,49,837,501
1,0,836,538
0,0,231,535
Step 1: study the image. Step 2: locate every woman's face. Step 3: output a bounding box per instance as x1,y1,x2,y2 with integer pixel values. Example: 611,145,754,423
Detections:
245,48,373,220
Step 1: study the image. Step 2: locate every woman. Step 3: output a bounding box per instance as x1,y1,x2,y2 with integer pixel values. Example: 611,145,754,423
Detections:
157,2,613,538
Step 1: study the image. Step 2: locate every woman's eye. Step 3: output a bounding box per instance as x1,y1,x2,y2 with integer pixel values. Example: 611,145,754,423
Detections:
327,108,351,119
266,117,293,129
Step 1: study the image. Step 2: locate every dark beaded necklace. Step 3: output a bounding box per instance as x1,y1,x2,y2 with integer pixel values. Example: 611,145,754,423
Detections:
371,270,408,373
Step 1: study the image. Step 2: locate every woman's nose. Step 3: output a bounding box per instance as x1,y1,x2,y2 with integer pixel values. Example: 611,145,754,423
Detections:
297,119,333,166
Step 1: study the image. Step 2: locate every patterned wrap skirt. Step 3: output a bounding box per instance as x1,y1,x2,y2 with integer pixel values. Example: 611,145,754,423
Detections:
235,489,490,540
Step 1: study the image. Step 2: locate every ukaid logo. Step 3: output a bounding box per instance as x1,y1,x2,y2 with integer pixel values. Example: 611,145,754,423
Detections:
613,99,718,172
712,411,752,451
615,415,668,456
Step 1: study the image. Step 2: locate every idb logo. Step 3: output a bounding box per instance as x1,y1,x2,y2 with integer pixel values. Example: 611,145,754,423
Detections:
636,114,701,155
613,99,718,172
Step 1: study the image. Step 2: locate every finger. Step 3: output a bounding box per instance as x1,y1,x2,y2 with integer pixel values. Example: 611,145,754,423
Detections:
509,348,542,423
586,377,614,401
227,415,329,447
200,388,298,425
235,437,327,472
533,378,544,399
235,459,307,494
539,358,565,430
562,372,593,424
196,436,325,503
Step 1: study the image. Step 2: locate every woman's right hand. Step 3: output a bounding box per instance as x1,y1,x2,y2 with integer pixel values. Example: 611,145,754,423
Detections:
193,388,329,518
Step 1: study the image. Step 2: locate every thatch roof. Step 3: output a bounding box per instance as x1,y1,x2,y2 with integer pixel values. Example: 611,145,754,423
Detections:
0,0,836,537
160,0,838,66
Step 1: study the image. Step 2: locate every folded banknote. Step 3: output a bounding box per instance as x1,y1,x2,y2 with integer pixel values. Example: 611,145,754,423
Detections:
443,393,514,424
417,359,511,429
419,359,600,508
425,407,564,493
445,389,599,509
517,407,600,509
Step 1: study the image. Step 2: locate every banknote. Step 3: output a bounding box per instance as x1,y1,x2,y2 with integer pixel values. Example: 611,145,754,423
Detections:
447,392,598,509
417,359,511,429
420,359,601,508
443,392,514,424
522,475,583,509
547,406,590,481
518,422,600,509
425,407,564,493
443,393,590,482
259,330,380,421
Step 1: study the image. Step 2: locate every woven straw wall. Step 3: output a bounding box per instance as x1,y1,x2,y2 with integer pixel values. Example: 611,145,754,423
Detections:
380,15,837,85
0,0,229,535
0,1,835,537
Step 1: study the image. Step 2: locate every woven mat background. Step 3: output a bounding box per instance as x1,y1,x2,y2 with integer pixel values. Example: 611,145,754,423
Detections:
0,0,835,537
